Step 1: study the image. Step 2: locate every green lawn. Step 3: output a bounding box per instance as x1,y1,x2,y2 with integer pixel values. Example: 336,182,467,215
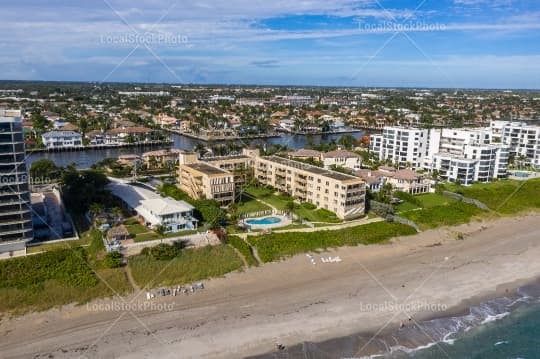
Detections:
126,224,150,235
394,201,421,213
417,193,457,208
444,179,540,215
128,244,244,288
293,205,343,223
245,186,343,223
234,193,271,215
394,193,455,214
244,186,290,210
247,222,416,263
123,217,140,226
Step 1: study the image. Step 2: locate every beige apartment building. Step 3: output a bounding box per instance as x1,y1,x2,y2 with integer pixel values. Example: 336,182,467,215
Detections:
254,156,366,220
177,149,366,220
178,160,235,206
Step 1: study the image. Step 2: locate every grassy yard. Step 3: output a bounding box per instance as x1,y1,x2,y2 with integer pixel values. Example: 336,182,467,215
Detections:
416,193,457,208
245,186,343,223
293,204,342,223
0,230,132,314
395,193,456,214
444,179,540,215
247,222,416,263
234,193,271,215
126,223,150,235
394,201,420,213
128,244,244,288
244,186,290,210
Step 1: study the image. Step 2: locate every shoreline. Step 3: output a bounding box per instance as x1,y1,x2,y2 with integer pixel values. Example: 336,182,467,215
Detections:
256,276,540,359
2,214,540,358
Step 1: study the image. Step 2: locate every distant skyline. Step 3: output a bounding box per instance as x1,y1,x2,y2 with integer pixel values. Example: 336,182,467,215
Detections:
2,0,540,89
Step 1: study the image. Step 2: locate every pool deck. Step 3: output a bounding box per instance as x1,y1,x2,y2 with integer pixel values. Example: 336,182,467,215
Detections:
240,215,292,230
508,170,540,181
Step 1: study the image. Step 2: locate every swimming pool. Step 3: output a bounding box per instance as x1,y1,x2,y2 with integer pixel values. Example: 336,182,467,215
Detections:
513,171,530,178
245,217,282,225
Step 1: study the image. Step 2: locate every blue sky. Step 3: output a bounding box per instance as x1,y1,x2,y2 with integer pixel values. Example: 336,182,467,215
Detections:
1,0,540,88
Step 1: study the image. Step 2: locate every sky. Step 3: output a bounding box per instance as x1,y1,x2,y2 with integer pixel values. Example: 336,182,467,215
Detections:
1,0,540,88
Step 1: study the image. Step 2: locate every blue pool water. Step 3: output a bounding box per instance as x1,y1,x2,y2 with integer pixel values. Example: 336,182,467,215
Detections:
513,171,530,178
245,217,282,225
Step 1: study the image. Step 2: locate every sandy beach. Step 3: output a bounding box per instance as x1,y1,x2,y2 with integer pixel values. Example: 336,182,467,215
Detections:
1,213,540,358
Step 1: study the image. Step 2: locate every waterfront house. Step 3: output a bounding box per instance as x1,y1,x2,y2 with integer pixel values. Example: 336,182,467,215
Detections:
378,167,430,194
322,150,362,171
107,179,198,233
42,130,83,149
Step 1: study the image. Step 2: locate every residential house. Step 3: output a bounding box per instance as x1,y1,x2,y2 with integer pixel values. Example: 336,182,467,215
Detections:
322,150,362,170
42,131,83,149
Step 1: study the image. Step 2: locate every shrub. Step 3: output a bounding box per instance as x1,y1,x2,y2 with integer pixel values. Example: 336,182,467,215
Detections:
141,242,185,260
369,200,395,217
301,202,317,210
103,252,123,268
129,245,244,287
248,222,416,263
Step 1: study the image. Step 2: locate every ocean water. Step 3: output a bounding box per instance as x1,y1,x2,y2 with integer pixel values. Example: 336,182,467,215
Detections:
404,303,540,359
247,282,540,359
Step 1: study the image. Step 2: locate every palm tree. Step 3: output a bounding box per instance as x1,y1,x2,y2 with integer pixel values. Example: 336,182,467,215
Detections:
88,203,104,223
111,207,123,224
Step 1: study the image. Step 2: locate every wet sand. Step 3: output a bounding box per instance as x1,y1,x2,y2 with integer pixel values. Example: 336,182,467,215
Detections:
1,214,540,359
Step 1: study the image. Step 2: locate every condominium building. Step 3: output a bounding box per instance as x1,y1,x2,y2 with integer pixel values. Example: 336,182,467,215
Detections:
430,144,509,185
254,156,365,220
497,121,540,169
178,161,235,206
369,127,430,169
177,148,366,220
0,116,33,254
373,125,509,186
426,128,508,185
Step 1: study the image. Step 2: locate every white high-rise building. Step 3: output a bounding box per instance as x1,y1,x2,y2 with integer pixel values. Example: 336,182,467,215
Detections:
369,127,430,169
496,121,540,169
372,125,509,186
429,144,509,185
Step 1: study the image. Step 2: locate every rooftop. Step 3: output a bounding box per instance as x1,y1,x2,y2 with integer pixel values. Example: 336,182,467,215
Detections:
287,149,322,158
140,197,194,216
42,130,81,138
323,150,360,159
204,155,250,162
184,162,230,176
264,156,361,182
